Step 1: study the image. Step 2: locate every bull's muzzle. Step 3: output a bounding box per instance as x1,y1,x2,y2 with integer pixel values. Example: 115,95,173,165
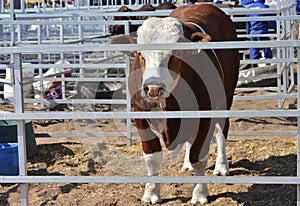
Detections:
142,77,167,99
143,84,166,99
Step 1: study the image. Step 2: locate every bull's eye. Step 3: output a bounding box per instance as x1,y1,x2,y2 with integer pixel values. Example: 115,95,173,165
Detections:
138,53,146,72
138,52,144,59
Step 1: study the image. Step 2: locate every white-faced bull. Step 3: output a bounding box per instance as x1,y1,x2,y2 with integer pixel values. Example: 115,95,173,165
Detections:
111,4,239,204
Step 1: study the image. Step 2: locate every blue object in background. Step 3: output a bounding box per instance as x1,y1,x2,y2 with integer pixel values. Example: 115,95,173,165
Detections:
240,0,253,6
245,0,277,59
0,143,19,175
0,120,36,158
296,0,300,15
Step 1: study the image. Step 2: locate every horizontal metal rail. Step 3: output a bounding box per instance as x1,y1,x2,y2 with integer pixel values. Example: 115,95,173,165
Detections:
0,94,296,104
35,131,132,138
0,99,127,104
234,94,297,101
33,131,298,138
0,14,291,25
1,94,294,104
0,110,299,120
229,131,297,136
1,175,300,185
0,40,299,54
0,63,126,69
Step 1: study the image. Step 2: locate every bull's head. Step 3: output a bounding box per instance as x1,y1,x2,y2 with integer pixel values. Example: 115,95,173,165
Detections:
111,17,212,103
136,17,184,101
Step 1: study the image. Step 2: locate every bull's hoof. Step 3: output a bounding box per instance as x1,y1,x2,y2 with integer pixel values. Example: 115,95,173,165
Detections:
213,168,229,176
142,183,161,204
191,195,208,204
213,164,229,176
181,162,194,172
192,183,208,205
141,193,161,204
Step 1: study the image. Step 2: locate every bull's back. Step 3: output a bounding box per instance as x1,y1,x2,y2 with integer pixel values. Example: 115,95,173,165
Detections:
170,4,237,42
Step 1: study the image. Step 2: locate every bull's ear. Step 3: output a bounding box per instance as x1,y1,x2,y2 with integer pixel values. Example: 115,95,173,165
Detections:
190,32,212,42
110,35,137,56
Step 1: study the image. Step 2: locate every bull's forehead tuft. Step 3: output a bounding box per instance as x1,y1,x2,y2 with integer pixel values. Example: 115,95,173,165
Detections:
137,17,183,44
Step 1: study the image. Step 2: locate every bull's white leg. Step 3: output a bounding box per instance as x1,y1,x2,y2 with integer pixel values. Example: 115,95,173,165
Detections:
141,152,163,204
191,157,209,204
181,142,194,172
213,122,229,176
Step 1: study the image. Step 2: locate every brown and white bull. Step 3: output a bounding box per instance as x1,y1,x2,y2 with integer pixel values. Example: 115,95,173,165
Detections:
111,4,239,204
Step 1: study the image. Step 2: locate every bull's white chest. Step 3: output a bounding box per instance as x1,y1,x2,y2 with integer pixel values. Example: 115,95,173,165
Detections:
146,104,166,135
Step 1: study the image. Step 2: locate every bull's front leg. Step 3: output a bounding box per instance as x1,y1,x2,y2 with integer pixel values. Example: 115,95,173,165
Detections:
136,119,163,204
142,150,163,204
191,157,209,204
190,120,214,204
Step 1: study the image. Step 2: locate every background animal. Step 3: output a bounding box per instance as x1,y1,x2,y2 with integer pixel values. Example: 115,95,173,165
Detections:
107,2,177,35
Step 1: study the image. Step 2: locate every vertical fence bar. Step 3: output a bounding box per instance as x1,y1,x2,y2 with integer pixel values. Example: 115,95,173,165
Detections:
0,0,3,13
124,21,130,35
123,17,132,146
9,0,15,48
13,53,28,206
276,0,283,108
60,18,64,44
297,47,300,206
125,55,132,146
297,44,300,206
281,12,288,106
288,2,295,90
20,0,25,13
0,0,3,41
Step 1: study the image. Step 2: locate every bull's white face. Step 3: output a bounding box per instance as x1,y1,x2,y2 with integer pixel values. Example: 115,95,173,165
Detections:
137,17,183,101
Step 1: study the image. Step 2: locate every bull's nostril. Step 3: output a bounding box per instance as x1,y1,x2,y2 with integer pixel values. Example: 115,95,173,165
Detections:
158,87,165,96
143,86,149,94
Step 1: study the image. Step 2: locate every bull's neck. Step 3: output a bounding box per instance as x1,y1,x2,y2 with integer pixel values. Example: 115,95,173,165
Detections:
144,98,166,111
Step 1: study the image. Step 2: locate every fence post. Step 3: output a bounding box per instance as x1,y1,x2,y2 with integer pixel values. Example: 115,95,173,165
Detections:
13,53,29,206
297,46,300,206
125,55,132,146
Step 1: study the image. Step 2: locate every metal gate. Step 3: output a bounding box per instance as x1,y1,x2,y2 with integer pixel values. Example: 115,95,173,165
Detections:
0,0,300,205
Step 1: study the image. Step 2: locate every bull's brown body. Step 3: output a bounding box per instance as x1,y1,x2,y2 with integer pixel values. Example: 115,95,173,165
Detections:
130,4,239,158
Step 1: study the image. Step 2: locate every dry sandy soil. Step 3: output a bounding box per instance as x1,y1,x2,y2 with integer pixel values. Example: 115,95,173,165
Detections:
0,88,298,206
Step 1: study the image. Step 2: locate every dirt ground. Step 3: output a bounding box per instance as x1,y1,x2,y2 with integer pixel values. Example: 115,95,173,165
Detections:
0,88,298,206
